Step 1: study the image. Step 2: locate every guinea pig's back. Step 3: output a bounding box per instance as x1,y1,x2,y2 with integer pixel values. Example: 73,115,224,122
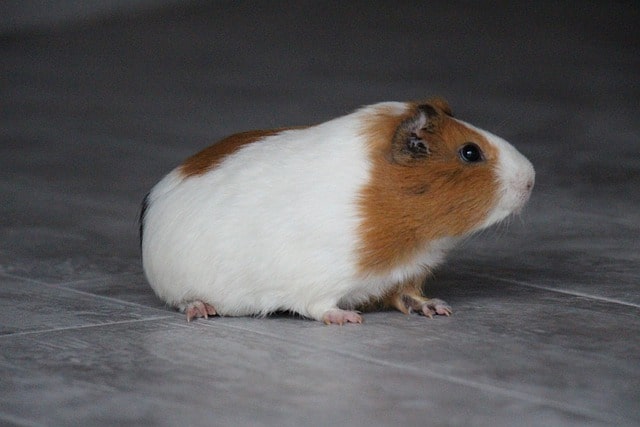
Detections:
141,112,377,314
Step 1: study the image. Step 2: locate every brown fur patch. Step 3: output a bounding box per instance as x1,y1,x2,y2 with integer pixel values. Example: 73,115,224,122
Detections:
360,274,429,313
356,102,499,275
179,128,294,177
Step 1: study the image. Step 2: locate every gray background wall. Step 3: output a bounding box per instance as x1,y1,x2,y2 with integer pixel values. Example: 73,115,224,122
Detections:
1,0,193,34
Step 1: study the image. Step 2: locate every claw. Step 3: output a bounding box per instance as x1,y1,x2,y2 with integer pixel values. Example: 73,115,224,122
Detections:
184,301,217,322
421,298,452,318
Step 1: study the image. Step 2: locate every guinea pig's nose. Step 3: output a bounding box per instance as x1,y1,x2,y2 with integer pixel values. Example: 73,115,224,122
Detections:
526,178,534,192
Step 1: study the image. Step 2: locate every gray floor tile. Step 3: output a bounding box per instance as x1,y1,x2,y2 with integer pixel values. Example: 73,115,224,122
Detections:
0,319,612,427
0,229,140,285
212,277,640,426
455,204,640,305
0,275,171,336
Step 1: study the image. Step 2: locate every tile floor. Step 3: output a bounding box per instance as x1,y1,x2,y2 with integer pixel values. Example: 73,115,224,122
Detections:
1,1,638,426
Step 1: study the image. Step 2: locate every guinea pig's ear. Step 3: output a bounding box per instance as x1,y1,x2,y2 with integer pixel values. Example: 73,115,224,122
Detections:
426,97,454,117
391,109,432,164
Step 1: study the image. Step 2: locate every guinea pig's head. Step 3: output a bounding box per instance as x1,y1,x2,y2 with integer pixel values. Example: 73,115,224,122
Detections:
363,98,535,245
393,99,535,236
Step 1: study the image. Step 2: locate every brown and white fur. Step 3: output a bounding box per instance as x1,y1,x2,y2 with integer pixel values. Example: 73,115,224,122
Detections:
140,98,534,325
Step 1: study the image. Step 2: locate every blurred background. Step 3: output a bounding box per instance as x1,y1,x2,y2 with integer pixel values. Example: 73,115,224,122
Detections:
2,0,637,268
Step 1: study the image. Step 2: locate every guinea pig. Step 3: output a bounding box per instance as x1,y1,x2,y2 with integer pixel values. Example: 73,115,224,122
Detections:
140,98,535,325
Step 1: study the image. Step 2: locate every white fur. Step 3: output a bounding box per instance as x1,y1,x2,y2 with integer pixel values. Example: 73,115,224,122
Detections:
457,120,536,230
142,103,534,321
143,103,405,321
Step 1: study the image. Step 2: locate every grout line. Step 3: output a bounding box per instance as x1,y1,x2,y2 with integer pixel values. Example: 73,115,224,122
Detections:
0,316,175,339
0,272,55,286
49,284,168,312
0,271,174,315
474,273,640,309
339,349,609,423
52,270,144,287
208,321,613,424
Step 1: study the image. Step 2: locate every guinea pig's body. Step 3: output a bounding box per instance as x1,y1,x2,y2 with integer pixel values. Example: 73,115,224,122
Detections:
141,99,534,324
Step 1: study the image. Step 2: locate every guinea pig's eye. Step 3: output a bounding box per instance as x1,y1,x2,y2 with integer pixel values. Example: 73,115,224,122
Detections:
458,143,484,163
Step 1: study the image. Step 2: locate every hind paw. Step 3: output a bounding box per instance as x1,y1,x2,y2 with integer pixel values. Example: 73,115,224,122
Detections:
181,301,217,322
322,309,363,325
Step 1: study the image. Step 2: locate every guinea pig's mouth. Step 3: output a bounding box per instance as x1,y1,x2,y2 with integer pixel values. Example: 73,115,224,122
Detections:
519,176,535,209
507,168,535,210
480,179,534,230
518,184,534,209
512,186,534,216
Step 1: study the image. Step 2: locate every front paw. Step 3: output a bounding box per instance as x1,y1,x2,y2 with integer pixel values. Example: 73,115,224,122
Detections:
420,298,452,318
